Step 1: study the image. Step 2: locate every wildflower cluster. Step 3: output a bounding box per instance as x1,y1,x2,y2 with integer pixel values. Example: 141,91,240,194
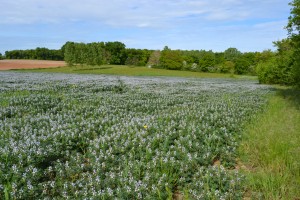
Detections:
0,72,271,199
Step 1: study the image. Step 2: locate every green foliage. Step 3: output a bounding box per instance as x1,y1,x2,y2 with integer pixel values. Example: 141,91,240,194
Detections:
242,52,257,66
64,42,107,66
17,65,242,79
255,50,276,63
4,41,288,77
257,39,295,85
147,50,161,68
286,0,300,35
256,1,300,85
0,53,3,60
0,72,271,199
215,52,225,65
159,47,183,70
5,48,63,60
63,42,76,66
292,52,300,86
105,41,126,65
287,0,300,86
198,51,216,72
85,42,105,66
220,61,235,73
256,58,277,84
234,57,251,75
240,88,300,199
224,47,241,62
125,49,151,66
273,39,295,84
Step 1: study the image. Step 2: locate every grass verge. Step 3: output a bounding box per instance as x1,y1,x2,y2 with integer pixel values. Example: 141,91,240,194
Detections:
240,87,300,199
12,65,255,79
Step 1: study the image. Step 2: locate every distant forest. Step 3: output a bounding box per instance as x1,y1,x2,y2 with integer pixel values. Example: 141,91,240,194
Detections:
3,41,277,75
4,47,64,61
2,39,296,86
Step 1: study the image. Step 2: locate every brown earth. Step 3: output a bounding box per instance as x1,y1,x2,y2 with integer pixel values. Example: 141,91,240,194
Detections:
0,59,66,70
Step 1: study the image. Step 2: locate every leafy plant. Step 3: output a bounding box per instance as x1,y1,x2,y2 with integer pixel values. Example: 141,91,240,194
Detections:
0,72,271,199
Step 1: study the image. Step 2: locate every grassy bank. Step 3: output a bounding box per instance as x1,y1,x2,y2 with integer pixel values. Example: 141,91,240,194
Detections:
240,87,300,199
12,65,254,79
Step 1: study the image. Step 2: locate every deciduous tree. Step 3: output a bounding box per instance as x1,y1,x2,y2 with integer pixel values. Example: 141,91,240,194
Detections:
159,47,183,70
224,47,241,62
198,51,215,72
287,0,300,85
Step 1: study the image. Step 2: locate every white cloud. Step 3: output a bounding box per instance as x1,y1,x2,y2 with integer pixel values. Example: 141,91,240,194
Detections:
0,0,290,27
0,0,291,52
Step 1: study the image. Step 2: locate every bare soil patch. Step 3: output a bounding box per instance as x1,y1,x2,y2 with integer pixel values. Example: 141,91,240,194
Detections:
0,59,66,70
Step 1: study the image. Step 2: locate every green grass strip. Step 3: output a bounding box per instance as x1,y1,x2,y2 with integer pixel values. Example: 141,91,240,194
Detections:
12,65,256,79
240,87,300,199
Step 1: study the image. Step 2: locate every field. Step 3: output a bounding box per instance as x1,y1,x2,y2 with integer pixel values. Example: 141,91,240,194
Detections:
10,63,253,79
0,60,66,70
0,71,272,199
1,59,256,79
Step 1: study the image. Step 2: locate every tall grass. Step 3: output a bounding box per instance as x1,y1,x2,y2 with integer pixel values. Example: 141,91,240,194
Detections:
240,87,300,199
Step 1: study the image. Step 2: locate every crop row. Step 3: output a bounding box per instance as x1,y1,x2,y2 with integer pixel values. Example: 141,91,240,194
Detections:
0,72,271,199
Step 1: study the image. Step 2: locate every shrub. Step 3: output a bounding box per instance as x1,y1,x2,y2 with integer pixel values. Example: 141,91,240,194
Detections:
159,49,183,70
256,59,278,84
234,58,251,75
219,61,235,73
257,39,295,85
198,52,215,72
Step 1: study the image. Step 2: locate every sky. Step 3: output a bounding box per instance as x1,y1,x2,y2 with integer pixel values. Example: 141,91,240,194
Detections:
0,0,292,54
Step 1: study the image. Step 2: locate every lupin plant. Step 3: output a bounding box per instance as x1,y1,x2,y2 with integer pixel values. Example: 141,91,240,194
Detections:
0,72,271,199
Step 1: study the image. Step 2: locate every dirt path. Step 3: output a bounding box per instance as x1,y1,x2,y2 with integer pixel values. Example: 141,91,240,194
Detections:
0,59,66,70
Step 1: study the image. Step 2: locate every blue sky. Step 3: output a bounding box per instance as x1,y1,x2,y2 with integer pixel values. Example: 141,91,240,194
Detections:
0,0,291,54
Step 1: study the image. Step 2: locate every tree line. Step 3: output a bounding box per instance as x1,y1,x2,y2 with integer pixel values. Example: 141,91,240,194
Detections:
3,42,277,76
4,48,64,61
62,41,152,66
151,46,270,75
62,41,278,76
256,0,300,86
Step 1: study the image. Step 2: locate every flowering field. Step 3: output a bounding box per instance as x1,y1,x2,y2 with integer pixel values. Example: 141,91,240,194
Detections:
0,72,271,199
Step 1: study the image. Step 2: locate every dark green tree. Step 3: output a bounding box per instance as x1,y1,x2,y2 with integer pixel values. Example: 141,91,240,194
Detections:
64,42,77,66
105,42,126,65
286,0,300,86
234,57,251,74
125,49,151,66
256,39,294,84
274,39,295,84
242,52,257,66
255,50,276,63
4,48,63,60
87,42,105,65
198,51,215,72
215,52,225,66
